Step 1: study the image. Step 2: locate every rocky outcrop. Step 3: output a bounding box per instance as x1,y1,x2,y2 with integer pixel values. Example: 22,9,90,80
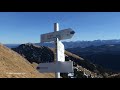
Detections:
12,43,54,63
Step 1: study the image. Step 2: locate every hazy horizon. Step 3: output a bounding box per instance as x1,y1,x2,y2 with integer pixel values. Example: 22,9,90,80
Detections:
3,38,120,44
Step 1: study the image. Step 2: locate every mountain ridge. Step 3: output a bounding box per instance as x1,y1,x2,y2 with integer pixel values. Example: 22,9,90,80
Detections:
12,43,114,78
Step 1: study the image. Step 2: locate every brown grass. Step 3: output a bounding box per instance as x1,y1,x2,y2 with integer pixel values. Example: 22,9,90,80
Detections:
0,44,54,78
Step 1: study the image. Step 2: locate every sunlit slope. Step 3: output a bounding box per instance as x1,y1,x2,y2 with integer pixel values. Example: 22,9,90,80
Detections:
0,44,54,78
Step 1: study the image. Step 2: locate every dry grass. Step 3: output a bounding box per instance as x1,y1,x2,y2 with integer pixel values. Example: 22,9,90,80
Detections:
0,44,54,78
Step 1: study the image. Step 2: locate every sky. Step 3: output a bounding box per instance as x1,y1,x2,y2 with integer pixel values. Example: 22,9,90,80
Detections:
1,12,120,44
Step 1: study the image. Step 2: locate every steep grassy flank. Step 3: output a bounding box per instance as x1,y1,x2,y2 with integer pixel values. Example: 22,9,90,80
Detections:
0,44,54,78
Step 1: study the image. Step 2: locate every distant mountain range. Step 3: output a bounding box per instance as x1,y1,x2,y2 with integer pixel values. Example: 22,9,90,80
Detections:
35,39,120,49
5,39,120,49
67,44,120,72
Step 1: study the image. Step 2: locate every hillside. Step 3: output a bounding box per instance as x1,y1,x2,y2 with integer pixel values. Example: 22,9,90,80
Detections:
0,43,54,78
67,44,120,72
12,43,113,78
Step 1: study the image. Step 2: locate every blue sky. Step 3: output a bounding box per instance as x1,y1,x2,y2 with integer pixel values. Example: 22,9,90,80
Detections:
0,12,120,44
